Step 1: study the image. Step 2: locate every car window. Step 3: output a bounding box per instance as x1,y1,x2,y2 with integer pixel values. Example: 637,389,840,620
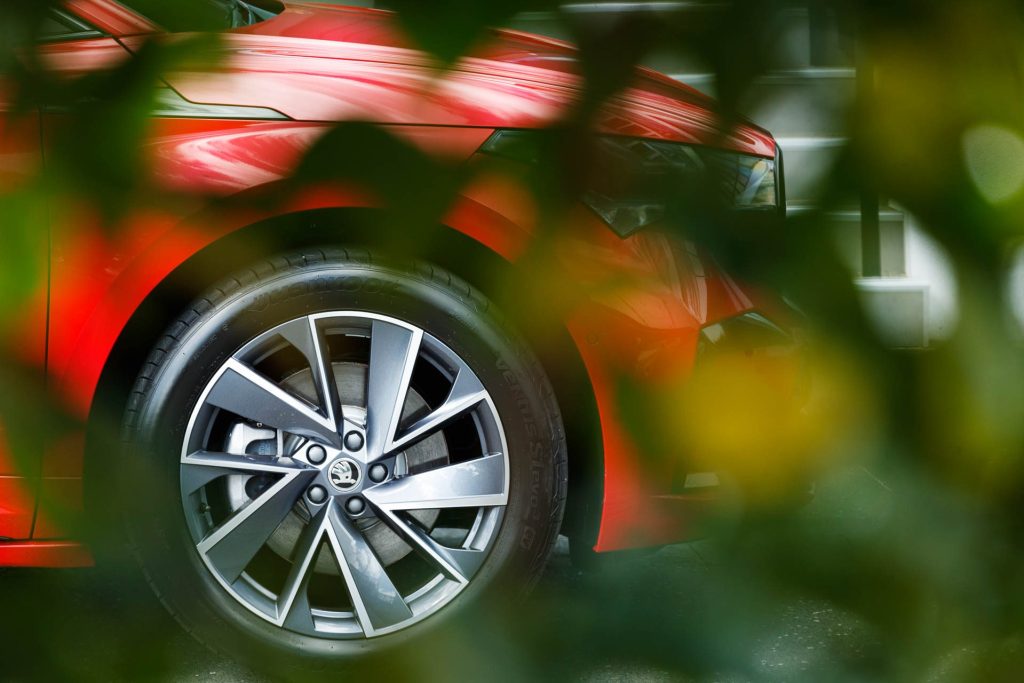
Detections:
117,0,282,32
38,10,103,42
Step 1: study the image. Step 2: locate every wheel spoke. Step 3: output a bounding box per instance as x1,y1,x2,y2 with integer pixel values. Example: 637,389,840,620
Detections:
180,451,312,496
277,316,343,431
197,466,317,583
364,452,507,511
385,368,489,457
325,503,413,636
366,320,422,458
206,358,340,447
276,505,330,631
281,576,317,634
373,509,487,584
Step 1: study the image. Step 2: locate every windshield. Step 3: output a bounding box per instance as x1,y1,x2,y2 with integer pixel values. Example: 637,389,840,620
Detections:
118,0,282,32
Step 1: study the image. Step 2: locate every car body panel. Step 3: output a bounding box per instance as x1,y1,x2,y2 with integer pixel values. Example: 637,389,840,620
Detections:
0,540,92,568
65,0,158,36
0,79,47,541
0,473,37,541
44,120,499,421
121,34,773,157
1,0,778,561
39,32,133,73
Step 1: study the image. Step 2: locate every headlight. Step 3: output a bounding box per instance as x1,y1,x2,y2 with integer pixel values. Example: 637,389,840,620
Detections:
702,148,779,209
480,131,782,238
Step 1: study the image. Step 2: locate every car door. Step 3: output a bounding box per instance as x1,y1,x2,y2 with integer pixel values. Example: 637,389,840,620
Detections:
0,104,43,539
30,7,136,539
0,24,48,541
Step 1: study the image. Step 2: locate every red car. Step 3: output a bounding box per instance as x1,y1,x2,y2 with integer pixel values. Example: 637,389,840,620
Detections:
0,0,788,666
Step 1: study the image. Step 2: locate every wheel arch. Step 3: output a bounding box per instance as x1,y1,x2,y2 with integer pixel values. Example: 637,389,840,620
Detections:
87,207,604,550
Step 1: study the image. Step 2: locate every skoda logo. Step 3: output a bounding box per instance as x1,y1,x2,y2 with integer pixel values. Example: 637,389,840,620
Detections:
328,458,360,491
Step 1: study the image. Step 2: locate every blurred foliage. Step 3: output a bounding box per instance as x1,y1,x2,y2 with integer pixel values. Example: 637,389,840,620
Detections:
4,0,1024,681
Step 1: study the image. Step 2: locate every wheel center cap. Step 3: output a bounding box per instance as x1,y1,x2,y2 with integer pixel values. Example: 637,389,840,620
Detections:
328,458,361,492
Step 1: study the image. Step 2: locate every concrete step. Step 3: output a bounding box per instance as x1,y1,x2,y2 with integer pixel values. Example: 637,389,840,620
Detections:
675,68,855,138
789,206,908,278
856,277,929,348
775,136,845,204
835,210,907,278
787,205,923,348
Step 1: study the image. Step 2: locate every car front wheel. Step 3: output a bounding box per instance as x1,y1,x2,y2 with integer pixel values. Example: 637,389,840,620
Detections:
120,248,567,670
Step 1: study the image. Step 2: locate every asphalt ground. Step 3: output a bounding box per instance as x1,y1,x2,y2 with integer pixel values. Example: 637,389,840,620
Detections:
0,467,891,683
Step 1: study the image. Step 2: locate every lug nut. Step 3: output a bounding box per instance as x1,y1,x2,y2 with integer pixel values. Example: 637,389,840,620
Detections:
307,444,327,465
345,497,366,515
307,485,328,505
344,431,365,452
368,464,388,483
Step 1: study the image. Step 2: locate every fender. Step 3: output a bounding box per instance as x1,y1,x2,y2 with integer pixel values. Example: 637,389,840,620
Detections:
50,182,534,421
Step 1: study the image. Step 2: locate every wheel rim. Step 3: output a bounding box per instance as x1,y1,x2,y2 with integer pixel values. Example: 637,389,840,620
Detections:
179,312,509,639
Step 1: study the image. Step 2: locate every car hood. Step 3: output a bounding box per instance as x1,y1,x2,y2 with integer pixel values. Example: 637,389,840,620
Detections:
138,1,775,157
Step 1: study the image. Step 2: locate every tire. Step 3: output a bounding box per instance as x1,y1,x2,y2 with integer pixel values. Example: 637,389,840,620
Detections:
120,248,567,674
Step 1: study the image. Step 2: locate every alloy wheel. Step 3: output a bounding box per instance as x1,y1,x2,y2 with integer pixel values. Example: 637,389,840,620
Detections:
179,312,509,639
